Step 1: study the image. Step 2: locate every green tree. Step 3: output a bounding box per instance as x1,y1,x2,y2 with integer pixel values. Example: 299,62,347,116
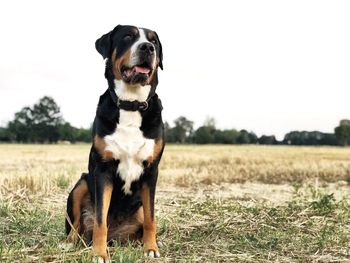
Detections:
59,122,91,143
7,96,63,143
334,119,350,146
284,131,338,146
214,129,240,144
7,107,34,142
258,135,277,145
0,127,10,142
164,121,174,142
193,117,218,144
248,132,258,144
193,126,215,144
32,96,62,142
59,122,77,142
320,133,337,146
237,130,250,144
170,116,194,143
75,128,91,142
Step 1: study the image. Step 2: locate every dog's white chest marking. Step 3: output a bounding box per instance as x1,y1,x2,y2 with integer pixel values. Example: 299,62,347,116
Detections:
104,110,154,194
104,82,154,194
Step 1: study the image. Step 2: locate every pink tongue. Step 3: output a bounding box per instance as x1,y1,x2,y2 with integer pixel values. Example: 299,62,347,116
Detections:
134,66,150,74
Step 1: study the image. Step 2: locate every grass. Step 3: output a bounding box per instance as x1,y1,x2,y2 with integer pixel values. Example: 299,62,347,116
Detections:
0,144,350,262
159,191,350,262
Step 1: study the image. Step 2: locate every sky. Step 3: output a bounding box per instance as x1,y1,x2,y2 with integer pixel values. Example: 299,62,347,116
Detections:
0,0,349,140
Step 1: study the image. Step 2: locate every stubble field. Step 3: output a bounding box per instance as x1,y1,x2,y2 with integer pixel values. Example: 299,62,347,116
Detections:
0,144,350,262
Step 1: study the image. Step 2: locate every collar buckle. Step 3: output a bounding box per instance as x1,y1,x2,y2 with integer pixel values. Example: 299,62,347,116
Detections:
139,101,149,111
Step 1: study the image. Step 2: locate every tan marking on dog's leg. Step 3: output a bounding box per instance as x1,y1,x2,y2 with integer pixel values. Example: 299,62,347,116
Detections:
140,185,159,258
67,180,88,242
92,185,113,261
147,138,163,166
94,135,113,161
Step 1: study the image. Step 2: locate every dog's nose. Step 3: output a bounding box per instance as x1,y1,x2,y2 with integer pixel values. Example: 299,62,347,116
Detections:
139,42,155,54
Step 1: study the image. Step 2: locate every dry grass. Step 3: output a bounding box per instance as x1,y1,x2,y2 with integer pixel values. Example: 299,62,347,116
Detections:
160,145,350,186
0,144,87,196
0,144,350,262
1,144,350,196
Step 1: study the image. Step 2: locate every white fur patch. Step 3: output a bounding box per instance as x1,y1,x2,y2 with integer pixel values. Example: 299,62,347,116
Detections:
104,80,154,194
129,28,156,68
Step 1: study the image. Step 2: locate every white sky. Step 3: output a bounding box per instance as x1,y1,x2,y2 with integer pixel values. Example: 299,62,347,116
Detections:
0,0,349,140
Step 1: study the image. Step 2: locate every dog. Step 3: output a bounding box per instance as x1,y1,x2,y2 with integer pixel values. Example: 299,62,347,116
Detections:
65,25,164,262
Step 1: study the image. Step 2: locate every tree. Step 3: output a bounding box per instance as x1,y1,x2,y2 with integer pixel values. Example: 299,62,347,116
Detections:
248,132,258,144
258,135,277,145
7,96,63,143
320,133,337,146
0,127,10,142
164,121,175,142
7,107,34,142
284,131,338,146
168,116,194,143
59,122,77,142
334,119,350,146
193,117,218,144
193,126,215,144
59,122,91,143
75,127,91,142
214,129,240,144
237,130,250,144
32,96,63,142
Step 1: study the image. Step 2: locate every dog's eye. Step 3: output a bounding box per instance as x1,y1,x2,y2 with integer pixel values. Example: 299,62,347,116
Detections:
123,35,132,41
150,39,157,44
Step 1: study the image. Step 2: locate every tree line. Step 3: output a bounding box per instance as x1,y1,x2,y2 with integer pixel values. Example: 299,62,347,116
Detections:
0,96,350,146
165,116,350,146
0,96,90,143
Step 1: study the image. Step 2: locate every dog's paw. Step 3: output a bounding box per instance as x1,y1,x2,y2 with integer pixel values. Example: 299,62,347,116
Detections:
93,256,110,263
144,241,160,258
144,249,160,258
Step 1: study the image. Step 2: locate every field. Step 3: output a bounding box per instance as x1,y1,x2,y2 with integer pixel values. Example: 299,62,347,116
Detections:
0,144,350,262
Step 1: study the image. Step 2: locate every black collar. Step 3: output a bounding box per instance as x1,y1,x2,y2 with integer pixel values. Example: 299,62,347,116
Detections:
108,87,151,112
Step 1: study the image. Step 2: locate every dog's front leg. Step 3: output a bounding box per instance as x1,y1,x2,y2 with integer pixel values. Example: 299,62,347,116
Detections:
92,174,113,263
141,169,160,258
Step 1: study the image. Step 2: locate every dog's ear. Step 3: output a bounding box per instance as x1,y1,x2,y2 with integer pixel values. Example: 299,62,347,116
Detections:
95,25,121,59
154,31,163,70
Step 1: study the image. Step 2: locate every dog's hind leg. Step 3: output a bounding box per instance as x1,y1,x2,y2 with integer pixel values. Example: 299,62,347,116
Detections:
66,173,89,243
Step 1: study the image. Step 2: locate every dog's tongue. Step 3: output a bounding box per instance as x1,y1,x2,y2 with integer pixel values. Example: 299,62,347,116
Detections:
134,66,150,74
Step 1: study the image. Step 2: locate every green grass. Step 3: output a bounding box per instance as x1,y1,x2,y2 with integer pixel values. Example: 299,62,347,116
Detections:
159,189,350,262
1,187,349,262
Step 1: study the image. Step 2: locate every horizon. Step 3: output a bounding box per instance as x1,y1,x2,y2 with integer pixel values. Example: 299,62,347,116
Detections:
0,93,344,141
1,1,349,141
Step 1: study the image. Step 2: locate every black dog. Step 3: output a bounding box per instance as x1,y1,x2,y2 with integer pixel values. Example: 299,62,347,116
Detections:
65,25,164,262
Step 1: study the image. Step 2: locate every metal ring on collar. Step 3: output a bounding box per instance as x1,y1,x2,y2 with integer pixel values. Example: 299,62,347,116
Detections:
140,101,149,111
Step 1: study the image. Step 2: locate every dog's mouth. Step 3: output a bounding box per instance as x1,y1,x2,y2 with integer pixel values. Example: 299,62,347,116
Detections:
121,62,153,84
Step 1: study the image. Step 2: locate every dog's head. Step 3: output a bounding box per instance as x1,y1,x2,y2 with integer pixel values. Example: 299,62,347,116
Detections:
96,25,163,87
